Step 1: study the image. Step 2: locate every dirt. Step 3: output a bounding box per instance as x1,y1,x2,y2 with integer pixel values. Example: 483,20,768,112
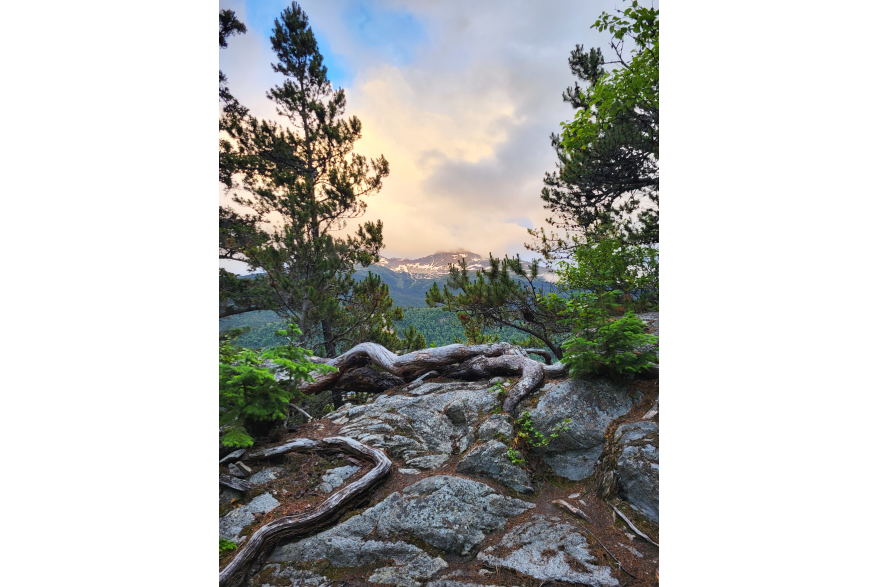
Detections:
219,376,660,586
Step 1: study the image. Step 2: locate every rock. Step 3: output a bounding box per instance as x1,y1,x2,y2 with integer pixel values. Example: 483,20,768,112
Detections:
269,492,448,586
478,414,514,441
477,516,618,586
227,463,246,478
219,492,280,541
219,486,243,506
316,482,333,493
399,468,421,475
320,465,360,489
220,448,246,464
527,378,633,480
236,462,253,476
249,564,330,587
249,466,282,485
270,475,534,582
568,492,581,499
406,453,449,470
457,440,533,493
615,421,659,524
379,476,535,555
614,421,658,444
427,582,515,587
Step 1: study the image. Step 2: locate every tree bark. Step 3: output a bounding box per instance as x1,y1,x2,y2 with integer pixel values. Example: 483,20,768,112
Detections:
219,437,392,587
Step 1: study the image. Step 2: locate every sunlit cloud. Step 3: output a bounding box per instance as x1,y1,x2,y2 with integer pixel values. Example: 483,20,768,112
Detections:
219,0,619,268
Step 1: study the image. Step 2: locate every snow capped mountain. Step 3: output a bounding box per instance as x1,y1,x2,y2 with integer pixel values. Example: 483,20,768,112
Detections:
371,250,558,283
375,251,490,278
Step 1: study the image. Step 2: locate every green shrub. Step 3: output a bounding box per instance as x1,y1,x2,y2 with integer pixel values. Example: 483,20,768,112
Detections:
219,323,335,447
219,538,237,557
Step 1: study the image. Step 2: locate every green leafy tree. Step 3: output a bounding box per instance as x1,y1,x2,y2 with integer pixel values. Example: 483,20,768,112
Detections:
219,323,334,447
533,0,658,256
425,255,568,358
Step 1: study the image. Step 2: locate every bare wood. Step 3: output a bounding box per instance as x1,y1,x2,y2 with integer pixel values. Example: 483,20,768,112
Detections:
552,499,593,523
610,504,659,547
335,366,405,393
220,473,253,493
219,437,393,587
299,342,516,395
288,403,313,422
245,438,318,460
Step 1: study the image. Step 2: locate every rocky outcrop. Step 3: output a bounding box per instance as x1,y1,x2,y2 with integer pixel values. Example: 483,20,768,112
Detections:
477,515,618,586
268,476,533,585
527,378,634,480
457,439,533,493
222,332,659,586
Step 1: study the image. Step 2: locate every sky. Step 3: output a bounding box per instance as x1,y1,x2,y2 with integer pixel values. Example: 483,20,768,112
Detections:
219,0,628,272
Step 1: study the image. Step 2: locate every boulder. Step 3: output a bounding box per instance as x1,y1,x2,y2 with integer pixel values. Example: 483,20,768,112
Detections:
477,515,618,586
249,564,330,587
457,440,533,493
248,466,283,485
527,378,633,480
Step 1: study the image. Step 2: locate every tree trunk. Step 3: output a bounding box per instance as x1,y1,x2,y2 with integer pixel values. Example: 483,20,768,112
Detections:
219,437,392,587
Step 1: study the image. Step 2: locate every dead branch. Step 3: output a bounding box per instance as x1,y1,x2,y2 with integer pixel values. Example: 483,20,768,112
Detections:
610,504,659,547
219,473,253,493
552,499,593,523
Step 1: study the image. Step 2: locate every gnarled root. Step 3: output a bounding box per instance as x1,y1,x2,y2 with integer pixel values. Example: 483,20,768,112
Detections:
300,342,568,413
218,437,392,587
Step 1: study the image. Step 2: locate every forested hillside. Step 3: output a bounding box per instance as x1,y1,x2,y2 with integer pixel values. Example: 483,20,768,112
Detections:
220,307,526,350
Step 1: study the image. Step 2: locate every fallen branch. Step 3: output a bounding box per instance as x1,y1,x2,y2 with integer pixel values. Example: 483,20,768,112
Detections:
610,504,659,547
552,499,593,523
553,500,638,580
288,403,312,422
219,437,392,587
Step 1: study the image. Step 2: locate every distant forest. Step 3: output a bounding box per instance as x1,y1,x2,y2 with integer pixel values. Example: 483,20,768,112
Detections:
220,307,526,351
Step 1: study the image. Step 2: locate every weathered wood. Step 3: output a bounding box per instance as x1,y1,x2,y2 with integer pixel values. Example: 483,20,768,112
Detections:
219,473,253,492
299,342,516,395
610,504,659,547
335,366,405,393
219,437,393,587
552,499,593,523
245,438,318,460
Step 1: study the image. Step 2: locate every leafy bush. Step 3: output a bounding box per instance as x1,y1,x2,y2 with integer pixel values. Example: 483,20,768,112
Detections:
219,324,335,447
219,538,237,557
506,411,571,465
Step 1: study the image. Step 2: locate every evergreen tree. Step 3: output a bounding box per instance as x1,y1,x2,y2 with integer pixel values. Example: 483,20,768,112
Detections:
219,3,397,362
533,0,658,256
425,256,568,359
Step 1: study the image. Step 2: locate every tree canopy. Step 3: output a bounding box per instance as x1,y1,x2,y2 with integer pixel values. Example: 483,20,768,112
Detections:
534,0,658,255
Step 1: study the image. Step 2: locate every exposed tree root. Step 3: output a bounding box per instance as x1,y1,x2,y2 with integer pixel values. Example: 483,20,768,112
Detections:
300,342,569,413
219,437,393,587
610,504,659,547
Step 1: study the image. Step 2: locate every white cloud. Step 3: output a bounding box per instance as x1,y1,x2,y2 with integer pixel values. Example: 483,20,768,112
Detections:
220,0,621,262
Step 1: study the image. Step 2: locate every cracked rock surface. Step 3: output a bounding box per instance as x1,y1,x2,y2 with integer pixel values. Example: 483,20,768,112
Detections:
268,475,533,585
457,439,533,493
615,422,659,523
477,515,618,586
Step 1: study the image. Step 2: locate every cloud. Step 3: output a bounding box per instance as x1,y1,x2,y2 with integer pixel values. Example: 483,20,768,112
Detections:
219,0,621,263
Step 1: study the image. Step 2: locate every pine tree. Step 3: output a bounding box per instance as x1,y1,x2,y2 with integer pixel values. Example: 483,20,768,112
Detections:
533,1,658,255
219,3,396,362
